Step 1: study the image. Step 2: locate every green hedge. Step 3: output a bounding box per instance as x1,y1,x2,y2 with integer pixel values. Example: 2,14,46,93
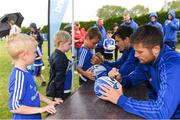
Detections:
21,10,178,41
60,11,180,32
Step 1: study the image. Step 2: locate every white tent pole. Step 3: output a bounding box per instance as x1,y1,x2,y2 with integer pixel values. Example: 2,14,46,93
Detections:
71,0,75,90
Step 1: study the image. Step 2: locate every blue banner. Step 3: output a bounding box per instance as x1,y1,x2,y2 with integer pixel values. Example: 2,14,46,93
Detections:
48,0,69,56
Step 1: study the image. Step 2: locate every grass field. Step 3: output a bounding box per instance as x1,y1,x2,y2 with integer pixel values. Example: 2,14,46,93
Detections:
0,40,79,119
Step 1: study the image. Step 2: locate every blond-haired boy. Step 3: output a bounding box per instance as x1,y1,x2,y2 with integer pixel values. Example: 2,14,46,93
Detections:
7,34,62,119
46,31,72,101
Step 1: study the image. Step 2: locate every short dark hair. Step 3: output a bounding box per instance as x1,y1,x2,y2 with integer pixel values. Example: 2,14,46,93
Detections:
29,23,37,30
113,26,133,40
85,27,102,41
130,25,163,48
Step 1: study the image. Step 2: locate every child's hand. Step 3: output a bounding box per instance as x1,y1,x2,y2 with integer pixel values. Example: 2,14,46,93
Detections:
85,69,96,80
108,68,119,78
54,98,63,105
48,98,63,106
41,105,56,114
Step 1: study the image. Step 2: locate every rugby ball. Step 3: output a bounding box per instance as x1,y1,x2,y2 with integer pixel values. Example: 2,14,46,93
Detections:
94,76,120,97
90,65,107,79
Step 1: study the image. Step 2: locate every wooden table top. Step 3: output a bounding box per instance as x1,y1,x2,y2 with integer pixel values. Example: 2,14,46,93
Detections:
46,81,147,119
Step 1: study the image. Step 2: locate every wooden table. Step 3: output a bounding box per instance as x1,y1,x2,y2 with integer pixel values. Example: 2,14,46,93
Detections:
46,81,147,119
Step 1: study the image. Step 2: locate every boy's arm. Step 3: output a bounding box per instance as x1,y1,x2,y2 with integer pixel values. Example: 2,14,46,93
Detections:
39,93,63,105
104,50,128,67
10,105,56,115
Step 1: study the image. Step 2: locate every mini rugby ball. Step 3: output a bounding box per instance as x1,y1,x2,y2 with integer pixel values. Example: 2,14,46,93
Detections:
94,76,120,97
90,65,107,79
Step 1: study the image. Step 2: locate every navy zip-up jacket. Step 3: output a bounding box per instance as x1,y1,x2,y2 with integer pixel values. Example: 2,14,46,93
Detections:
121,19,138,33
94,24,107,49
163,10,180,42
46,49,72,99
104,47,139,76
118,45,180,118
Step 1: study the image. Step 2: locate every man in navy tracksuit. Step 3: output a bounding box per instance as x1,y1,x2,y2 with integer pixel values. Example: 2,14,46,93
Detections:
121,12,138,33
94,18,107,54
148,12,163,34
104,26,139,77
100,25,180,119
163,10,180,50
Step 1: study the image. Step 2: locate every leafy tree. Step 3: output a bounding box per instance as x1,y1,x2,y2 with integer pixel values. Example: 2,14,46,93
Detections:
41,25,48,33
130,5,149,17
161,0,180,11
97,5,126,20
21,27,30,33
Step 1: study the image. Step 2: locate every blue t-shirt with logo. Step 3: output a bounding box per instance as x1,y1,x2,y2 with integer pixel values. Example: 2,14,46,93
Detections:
9,67,41,119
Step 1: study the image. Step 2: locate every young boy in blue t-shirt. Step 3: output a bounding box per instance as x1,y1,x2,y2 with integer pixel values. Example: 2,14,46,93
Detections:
7,34,62,119
103,30,115,60
77,27,102,85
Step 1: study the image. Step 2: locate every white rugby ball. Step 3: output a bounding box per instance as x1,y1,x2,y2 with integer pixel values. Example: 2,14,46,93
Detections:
94,76,120,97
90,65,107,79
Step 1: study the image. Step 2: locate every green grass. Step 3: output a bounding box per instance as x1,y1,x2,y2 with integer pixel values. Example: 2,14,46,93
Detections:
0,40,79,119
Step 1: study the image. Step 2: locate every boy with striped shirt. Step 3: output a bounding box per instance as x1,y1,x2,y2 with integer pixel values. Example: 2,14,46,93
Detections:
77,27,102,85
7,34,62,119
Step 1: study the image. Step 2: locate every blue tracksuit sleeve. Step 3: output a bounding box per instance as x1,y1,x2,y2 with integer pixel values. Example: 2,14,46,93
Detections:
119,49,138,76
117,62,180,118
121,64,149,87
104,50,128,67
169,20,180,30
